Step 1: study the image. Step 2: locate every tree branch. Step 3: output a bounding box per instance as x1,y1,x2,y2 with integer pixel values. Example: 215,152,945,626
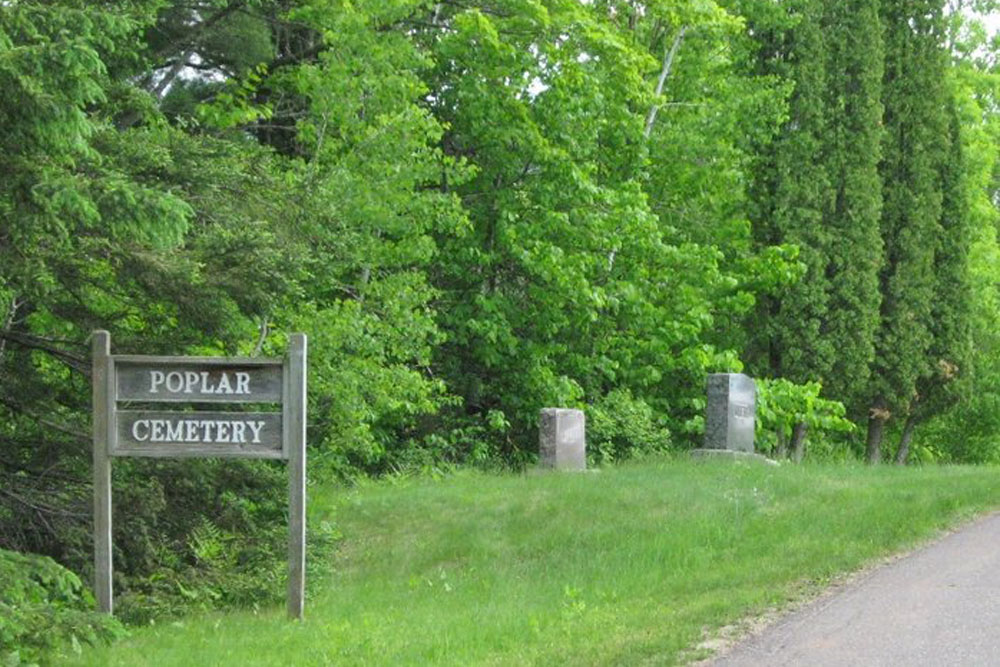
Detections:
0,294,19,363
0,397,90,443
644,26,687,139
252,317,269,357
0,331,89,375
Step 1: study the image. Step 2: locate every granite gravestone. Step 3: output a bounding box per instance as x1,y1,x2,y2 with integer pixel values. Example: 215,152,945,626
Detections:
539,408,586,470
704,373,756,453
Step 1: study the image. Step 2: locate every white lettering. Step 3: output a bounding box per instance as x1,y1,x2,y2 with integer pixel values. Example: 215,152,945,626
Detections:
165,421,183,442
247,421,264,444
142,369,266,396
129,418,271,446
150,420,165,442
166,372,183,393
132,419,150,441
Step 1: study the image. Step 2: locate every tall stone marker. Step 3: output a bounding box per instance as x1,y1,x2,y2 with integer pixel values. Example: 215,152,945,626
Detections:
539,408,586,470
92,331,307,619
705,373,756,453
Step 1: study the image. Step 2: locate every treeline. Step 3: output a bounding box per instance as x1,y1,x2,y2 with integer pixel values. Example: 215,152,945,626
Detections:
2,0,999,624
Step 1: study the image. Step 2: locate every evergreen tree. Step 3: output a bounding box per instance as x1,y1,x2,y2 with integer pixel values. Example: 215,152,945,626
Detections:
896,99,973,463
867,0,951,462
911,7,1000,464
742,0,883,455
745,0,832,391
818,0,884,411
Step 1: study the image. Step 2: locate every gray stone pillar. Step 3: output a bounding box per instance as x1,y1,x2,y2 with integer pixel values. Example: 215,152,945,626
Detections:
705,373,756,453
539,408,586,470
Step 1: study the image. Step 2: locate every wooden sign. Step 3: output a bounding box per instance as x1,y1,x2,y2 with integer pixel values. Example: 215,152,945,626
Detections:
116,410,283,457
92,332,307,619
116,361,283,403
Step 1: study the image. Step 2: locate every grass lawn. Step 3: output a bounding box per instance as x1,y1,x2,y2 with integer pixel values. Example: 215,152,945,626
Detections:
70,458,1000,665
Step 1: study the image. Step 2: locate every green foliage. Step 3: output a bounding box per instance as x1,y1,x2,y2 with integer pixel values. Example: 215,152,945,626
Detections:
263,0,468,474
755,378,855,459
863,0,959,461
0,549,125,665
740,0,884,415
912,23,1000,462
424,0,795,457
587,389,672,464
871,0,949,405
110,459,339,625
817,0,885,409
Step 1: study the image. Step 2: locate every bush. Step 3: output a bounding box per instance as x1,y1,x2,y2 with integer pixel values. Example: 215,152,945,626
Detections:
0,549,124,665
755,378,855,460
587,389,672,464
111,458,341,625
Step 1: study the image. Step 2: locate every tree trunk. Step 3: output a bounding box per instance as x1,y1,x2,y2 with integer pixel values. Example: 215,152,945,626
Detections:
895,413,918,465
866,400,889,464
775,427,788,460
791,421,808,464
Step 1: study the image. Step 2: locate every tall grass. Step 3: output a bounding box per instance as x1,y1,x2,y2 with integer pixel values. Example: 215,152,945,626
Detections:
71,459,1000,665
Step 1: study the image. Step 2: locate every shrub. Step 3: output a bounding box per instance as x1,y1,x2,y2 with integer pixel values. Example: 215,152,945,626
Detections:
0,549,124,665
755,378,855,460
587,389,672,464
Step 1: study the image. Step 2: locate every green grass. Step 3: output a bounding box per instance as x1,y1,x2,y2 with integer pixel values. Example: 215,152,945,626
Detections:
71,459,1000,665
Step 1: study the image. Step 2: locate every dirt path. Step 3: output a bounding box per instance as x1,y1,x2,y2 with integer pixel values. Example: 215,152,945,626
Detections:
711,512,1000,666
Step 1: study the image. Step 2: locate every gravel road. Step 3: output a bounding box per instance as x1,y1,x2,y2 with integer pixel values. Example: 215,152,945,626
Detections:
711,512,1000,666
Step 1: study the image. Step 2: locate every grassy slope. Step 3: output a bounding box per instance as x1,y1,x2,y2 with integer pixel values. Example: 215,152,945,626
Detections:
72,459,1000,665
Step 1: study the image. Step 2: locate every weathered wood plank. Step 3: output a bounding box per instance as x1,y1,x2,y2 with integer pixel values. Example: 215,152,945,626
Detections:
117,361,282,403
112,355,283,365
111,446,286,460
92,331,113,614
114,410,283,457
286,333,307,620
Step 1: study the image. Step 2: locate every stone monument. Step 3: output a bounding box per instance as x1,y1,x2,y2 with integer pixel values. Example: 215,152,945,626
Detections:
539,408,586,470
701,373,758,456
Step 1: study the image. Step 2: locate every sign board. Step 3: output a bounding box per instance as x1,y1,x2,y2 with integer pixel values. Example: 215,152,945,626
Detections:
116,361,283,403
116,410,283,456
92,332,307,619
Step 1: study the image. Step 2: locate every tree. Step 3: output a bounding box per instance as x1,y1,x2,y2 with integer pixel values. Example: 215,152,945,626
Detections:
738,0,884,457
818,0,885,412
895,100,973,464
906,3,1000,463
866,0,952,462
410,0,796,460
0,2,304,595
742,0,836,393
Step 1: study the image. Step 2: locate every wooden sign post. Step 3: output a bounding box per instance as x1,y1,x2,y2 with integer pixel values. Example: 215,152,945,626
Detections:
91,331,307,619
